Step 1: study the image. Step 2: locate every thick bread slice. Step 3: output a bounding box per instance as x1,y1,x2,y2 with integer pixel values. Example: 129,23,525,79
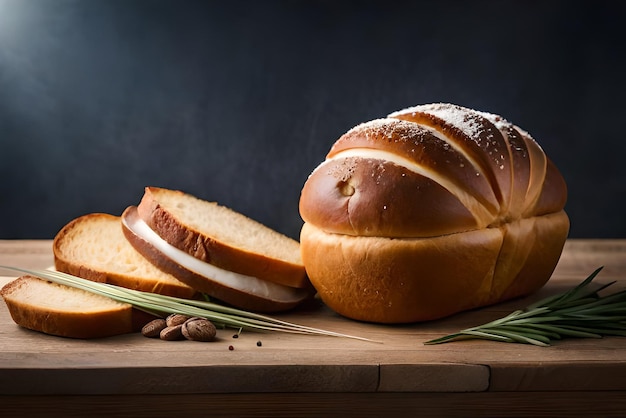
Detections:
53,213,197,299
122,206,313,312
1,275,134,338
136,187,310,289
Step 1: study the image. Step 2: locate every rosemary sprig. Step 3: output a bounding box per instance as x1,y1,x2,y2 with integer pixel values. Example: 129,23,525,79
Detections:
424,266,626,346
1,266,377,342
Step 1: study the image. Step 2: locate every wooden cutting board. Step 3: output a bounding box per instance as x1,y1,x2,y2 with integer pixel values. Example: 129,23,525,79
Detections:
1,239,626,417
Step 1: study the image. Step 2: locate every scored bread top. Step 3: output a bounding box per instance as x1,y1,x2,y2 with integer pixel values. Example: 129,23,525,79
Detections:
136,187,309,289
53,213,197,298
299,103,568,238
1,275,134,338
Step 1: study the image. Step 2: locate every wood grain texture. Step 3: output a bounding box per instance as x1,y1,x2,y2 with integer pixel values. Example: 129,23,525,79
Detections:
1,239,626,416
2,392,626,418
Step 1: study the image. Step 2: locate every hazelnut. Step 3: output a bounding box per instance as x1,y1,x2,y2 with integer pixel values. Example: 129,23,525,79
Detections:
166,313,192,327
160,324,184,341
141,318,167,338
182,318,217,342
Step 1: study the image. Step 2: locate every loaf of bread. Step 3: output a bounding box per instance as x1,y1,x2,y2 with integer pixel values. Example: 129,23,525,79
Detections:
1,275,135,338
299,103,569,323
122,187,314,312
53,213,198,299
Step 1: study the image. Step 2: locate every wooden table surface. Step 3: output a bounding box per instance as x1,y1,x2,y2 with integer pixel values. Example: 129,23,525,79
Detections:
1,239,626,417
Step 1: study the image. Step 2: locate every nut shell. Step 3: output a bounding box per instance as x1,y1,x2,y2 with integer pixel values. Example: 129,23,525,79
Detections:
182,318,217,342
160,324,184,341
141,318,167,338
166,313,191,327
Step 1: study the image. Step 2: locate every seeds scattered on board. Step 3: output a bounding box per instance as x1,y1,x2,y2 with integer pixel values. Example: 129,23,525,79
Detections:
142,317,260,346
142,316,216,342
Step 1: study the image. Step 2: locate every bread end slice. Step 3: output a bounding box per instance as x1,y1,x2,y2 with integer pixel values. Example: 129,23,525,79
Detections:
1,275,134,338
53,213,198,299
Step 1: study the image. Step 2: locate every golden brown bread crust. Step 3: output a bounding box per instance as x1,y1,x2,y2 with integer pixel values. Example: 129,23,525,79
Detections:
299,103,570,323
327,118,501,220
122,207,314,312
301,211,569,323
301,105,567,237
300,155,480,237
137,187,310,289
53,213,198,299
1,276,135,338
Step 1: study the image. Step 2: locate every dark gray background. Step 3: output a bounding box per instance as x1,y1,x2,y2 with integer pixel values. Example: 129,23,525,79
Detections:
1,0,624,240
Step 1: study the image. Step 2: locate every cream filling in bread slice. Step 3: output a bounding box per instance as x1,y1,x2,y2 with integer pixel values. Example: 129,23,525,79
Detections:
122,212,309,303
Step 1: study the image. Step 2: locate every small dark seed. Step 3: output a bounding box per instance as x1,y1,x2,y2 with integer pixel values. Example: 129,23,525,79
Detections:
228,345,234,351
256,340,262,347
232,334,239,339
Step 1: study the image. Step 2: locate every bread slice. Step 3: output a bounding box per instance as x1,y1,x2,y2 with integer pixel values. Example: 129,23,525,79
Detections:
122,206,313,312
1,275,134,338
136,187,309,289
53,213,197,299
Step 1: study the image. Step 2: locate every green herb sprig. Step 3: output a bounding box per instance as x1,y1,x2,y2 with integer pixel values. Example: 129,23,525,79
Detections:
1,266,377,342
424,267,626,346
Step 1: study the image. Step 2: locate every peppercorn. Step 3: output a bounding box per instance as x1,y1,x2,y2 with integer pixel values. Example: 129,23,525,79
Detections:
256,340,262,347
